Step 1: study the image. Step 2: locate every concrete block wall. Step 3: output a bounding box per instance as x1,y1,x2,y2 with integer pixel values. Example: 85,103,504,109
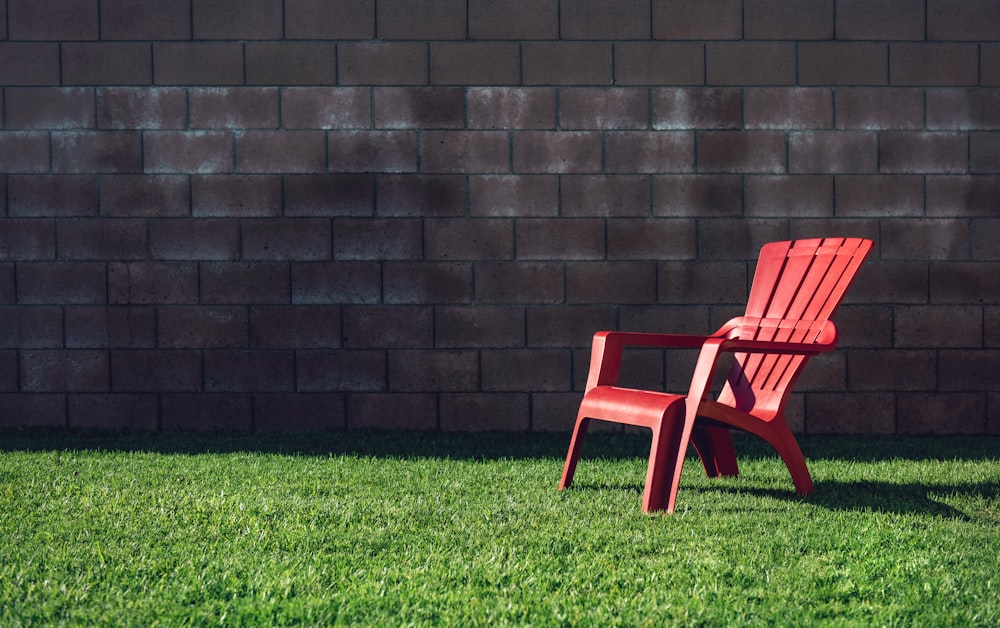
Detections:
1,0,998,434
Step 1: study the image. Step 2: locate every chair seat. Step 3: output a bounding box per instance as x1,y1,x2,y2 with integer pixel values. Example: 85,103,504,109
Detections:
579,386,685,430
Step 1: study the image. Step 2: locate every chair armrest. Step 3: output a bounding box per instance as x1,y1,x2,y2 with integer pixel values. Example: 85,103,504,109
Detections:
584,331,716,392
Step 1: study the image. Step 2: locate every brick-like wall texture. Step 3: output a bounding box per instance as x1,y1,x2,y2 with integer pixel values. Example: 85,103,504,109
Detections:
1,0,998,435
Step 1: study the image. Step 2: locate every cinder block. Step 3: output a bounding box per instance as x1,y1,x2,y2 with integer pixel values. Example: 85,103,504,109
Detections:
100,0,191,40
251,306,341,349
159,306,249,349
191,175,281,217
653,175,743,218
373,87,463,130
388,350,478,392
744,0,832,40
481,349,571,392
189,87,279,129
882,219,969,261
51,131,142,174
513,131,602,174
971,133,1000,174
333,218,422,260
246,42,337,86
744,88,832,130
65,306,156,349
0,219,55,261
0,394,67,428
338,43,428,86
522,43,612,85
204,350,294,392
848,261,929,305
606,131,694,174
560,0,649,39
439,393,530,431
930,262,1000,305
296,350,386,392
972,219,1000,260
5,87,94,129
285,175,374,217
377,0,466,40
0,306,63,348
328,131,418,173
469,175,558,217
430,42,520,85
474,261,564,304
890,44,979,86
198,262,290,304
927,175,1000,216
927,89,1000,130
560,88,648,130
836,0,924,40
435,305,525,348
469,0,557,40
745,175,833,217
880,132,968,174
526,305,616,348
62,43,152,86
799,43,887,86
382,262,473,304
342,305,433,349
834,175,924,217
108,262,199,304
939,349,1000,391
192,0,281,39
9,0,97,40
20,350,109,392
150,219,240,261
254,393,347,432
897,393,986,434
347,393,437,430
927,0,1000,41
566,261,657,304
284,0,375,39
805,392,895,434
707,43,796,86
57,219,147,261
153,43,244,86
614,43,704,86
144,131,232,174
984,45,1000,87
531,392,583,432
17,262,107,304
421,131,510,174
618,304,710,335
241,218,331,261
100,175,190,217
652,88,740,130
835,88,923,130
560,175,651,217
236,131,326,174
793,351,846,392
283,88,370,130
96,88,185,130
789,131,877,174
1,352,19,391
987,306,1000,347
658,261,748,304
697,131,787,174
515,218,605,260
161,393,252,431
291,261,382,305
0,132,50,173
69,394,159,430
467,88,556,130
652,0,742,40
833,305,893,349
894,305,983,348
424,218,513,260
0,43,60,85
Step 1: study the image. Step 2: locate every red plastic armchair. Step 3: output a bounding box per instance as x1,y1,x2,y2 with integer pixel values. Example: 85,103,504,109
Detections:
558,237,873,512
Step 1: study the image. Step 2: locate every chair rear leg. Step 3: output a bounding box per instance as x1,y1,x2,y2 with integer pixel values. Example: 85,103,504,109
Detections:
558,415,591,490
691,424,739,478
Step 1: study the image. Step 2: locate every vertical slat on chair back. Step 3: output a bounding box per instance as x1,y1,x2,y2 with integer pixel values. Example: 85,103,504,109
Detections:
724,237,872,412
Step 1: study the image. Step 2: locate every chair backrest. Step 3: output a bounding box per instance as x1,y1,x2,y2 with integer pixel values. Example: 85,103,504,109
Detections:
719,237,873,415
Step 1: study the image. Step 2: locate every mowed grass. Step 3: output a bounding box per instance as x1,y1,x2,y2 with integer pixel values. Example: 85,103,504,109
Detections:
1,430,997,626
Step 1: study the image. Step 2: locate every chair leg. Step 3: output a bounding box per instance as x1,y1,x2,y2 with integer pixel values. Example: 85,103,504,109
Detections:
641,400,685,513
691,425,739,478
558,415,591,490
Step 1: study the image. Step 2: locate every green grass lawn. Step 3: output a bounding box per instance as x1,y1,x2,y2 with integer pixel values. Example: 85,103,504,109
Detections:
1,430,997,626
